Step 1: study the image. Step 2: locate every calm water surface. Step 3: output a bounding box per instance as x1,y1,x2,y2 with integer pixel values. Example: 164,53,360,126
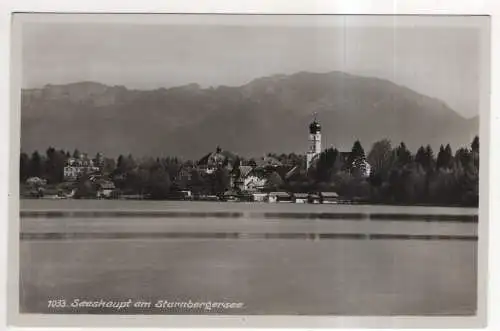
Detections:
19,199,478,315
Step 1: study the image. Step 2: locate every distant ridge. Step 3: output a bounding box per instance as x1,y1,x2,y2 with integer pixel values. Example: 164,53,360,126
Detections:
21,71,478,159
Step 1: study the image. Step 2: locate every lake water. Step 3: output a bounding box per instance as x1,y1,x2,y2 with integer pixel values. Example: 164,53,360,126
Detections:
19,200,478,315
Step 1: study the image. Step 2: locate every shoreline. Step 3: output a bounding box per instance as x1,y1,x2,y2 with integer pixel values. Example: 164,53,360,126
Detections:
19,197,479,210
18,199,479,215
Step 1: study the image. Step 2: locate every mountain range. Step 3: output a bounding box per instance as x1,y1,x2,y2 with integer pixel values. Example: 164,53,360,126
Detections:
20,71,479,160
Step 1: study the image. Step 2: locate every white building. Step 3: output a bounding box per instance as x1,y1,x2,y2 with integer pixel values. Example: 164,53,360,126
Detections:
233,166,268,192
242,174,268,191
96,180,116,199
63,153,100,181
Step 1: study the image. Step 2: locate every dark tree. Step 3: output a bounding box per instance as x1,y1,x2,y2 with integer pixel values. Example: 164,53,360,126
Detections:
315,147,339,182
471,136,479,153
436,145,445,169
445,144,454,166
72,149,81,158
116,155,125,173
162,157,182,182
44,147,66,183
394,142,412,166
126,154,137,170
424,145,435,171
94,152,104,168
437,144,453,170
102,157,116,175
20,152,30,181
146,166,171,199
455,148,471,168
415,145,434,172
348,140,367,177
367,139,393,177
211,167,231,196
74,171,97,199
116,154,136,174
264,171,284,192
46,147,56,158
415,146,426,169
189,170,209,195
471,136,479,169
29,151,43,178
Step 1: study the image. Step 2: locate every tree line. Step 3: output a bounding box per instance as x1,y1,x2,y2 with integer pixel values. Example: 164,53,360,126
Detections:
302,136,479,207
19,136,479,207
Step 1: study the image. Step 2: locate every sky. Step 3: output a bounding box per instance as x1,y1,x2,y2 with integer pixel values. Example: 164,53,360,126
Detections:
20,15,487,118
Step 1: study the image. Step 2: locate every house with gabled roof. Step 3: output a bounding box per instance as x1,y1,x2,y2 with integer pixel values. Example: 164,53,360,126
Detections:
232,165,267,192
197,146,237,174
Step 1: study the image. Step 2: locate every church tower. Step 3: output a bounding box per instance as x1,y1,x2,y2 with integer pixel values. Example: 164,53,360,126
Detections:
306,116,321,170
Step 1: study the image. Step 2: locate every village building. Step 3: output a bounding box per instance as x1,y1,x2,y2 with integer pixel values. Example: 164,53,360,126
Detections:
222,189,240,202
293,193,309,203
266,191,293,203
96,180,116,199
197,146,236,174
307,192,321,204
320,191,340,204
175,163,196,189
232,165,268,192
252,192,268,202
63,153,101,181
242,174,268,192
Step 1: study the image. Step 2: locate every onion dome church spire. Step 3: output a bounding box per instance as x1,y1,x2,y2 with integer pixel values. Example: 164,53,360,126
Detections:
309,116,321,134
306,113,322,170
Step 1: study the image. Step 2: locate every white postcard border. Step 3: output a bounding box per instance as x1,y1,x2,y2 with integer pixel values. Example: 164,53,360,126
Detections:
2,1,497,330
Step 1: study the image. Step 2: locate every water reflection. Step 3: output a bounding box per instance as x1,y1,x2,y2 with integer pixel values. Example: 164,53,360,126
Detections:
20,232,477,241
20,211,478,223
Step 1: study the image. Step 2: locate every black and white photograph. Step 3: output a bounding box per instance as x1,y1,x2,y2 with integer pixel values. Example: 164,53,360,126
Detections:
10,12,490,327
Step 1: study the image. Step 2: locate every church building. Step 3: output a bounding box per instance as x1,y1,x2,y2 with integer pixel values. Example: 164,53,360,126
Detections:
305,116,371,177
306,117,322,170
